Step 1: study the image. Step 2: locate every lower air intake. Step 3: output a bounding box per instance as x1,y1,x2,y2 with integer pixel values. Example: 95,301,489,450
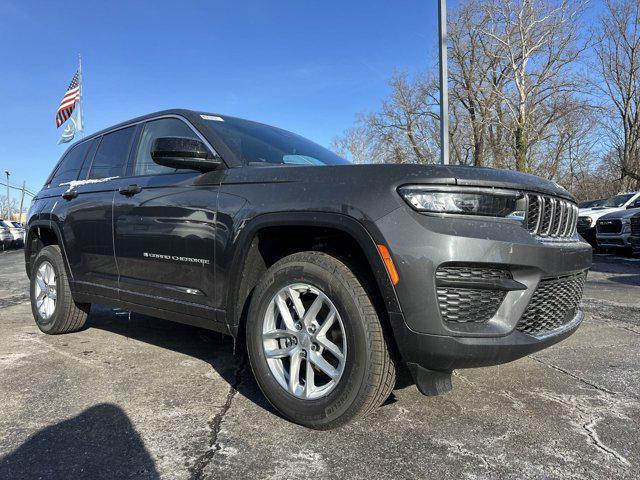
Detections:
437,287,506,323
516,272,586,336
435,264,511,324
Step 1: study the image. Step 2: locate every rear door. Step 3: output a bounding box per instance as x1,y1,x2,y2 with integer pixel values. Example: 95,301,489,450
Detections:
61,126,139,297
113,117,221,319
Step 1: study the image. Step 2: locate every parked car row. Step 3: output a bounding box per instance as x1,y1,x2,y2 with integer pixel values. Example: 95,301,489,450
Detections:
577,192,640,254
0,219,25,250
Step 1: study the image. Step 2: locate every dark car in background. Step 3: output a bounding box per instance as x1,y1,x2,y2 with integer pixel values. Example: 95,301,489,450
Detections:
24,109,592,429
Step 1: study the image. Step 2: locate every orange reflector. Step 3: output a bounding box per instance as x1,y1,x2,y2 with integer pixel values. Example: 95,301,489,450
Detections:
377,244,400,285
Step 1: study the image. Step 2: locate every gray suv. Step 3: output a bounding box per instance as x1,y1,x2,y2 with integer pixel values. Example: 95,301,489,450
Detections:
25,109,592,429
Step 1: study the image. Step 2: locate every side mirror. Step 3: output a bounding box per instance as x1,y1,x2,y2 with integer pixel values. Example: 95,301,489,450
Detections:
151,137,221,172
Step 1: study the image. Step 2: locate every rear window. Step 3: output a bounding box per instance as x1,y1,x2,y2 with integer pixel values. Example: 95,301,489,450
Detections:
88,126,136,179
49,141,91,186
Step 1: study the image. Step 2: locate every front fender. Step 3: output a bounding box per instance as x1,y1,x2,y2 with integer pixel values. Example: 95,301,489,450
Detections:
224,211,403,331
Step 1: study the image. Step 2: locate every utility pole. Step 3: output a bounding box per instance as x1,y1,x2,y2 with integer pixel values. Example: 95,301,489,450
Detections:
438,0,450,165
4,170,9,219
18,181,26,223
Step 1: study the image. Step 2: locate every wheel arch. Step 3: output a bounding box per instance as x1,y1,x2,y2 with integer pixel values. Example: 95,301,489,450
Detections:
25,221,73,280
225,212,402,337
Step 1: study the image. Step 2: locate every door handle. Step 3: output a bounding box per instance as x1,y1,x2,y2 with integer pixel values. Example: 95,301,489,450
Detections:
61,189,78,200
118,184,142,197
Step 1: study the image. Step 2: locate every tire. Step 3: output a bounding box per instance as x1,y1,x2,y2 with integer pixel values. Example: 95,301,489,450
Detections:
246,251,396,429
30,245,90,334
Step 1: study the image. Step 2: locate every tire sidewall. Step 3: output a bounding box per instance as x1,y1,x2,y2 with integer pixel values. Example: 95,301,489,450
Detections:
30,246,65,333
247,257,373,426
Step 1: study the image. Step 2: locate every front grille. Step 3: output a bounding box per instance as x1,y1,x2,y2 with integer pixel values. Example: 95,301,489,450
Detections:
525,194,577,238
436,264,511,324
632,216,640,235
516,272,586,336
597,219,622,234
577,216,592,233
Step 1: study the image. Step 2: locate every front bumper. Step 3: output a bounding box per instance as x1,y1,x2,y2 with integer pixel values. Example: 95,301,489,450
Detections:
631,235,640,252
597,231,631,248
373,206,592,371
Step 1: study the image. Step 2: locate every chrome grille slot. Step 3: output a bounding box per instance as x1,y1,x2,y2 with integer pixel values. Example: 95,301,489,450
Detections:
525,193,577,239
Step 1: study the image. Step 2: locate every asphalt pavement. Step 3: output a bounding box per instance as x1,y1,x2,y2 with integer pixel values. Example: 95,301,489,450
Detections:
0,249,639,479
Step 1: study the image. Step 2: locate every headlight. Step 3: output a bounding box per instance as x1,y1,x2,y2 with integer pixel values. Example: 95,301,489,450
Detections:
398,186,526,219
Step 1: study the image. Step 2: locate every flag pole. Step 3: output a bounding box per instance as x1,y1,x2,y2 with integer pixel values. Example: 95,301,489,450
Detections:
78,53,84,138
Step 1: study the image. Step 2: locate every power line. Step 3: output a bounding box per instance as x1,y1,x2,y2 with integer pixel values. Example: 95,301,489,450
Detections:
0,181,36,197
4,180,37,196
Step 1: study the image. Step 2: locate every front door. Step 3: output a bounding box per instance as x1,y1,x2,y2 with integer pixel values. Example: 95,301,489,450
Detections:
113,117,221,319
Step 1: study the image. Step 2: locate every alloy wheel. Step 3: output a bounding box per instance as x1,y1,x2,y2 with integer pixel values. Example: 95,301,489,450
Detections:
34,261,57,320
262,283,347,400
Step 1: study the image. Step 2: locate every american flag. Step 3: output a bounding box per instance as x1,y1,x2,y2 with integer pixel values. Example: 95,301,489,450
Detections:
56,70,80,128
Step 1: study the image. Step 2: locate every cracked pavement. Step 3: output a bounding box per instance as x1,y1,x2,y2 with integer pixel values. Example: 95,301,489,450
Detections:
0,249,639,479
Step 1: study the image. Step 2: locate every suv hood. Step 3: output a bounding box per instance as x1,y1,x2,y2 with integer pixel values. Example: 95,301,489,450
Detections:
223,163,574,200
578,207,625,222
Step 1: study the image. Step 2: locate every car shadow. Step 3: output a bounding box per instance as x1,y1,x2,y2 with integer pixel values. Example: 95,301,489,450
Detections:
80,306,411,419
82,305,277,417
0,403,160,479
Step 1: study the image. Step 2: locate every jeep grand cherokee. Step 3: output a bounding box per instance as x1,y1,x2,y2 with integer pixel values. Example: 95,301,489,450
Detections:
25,109,592,429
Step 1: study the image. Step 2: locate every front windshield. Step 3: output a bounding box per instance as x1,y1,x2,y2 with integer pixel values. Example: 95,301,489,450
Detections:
600,193,635,208
203,115,350,167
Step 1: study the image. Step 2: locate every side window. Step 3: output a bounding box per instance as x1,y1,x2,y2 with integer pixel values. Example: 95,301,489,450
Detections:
49,141,91,187
133,118,200,176
88,126,136,180
77,138,99,181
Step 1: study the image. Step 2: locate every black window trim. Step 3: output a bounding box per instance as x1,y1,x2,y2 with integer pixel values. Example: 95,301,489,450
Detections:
45,114,222,189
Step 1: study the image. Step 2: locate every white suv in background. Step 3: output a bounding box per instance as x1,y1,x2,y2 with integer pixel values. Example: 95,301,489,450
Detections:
577,192,640,247
0,220,12,250
3,220,25,247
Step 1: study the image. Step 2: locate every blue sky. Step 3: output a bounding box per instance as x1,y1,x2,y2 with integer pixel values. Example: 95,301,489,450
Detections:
0,0,451,199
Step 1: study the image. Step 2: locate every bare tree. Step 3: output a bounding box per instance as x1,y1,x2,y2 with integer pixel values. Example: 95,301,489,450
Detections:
330,125,375,164
593,0,640,188
0,196,19,219
449,0,509,167
330,0,606,202
332,72,441,165
482,0,587,172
